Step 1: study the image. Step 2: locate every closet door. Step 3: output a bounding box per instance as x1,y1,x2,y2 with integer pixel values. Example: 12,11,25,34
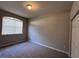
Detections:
71,14,79,58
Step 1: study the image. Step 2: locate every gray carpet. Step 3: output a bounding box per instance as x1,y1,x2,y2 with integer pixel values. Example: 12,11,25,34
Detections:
0,41,68,58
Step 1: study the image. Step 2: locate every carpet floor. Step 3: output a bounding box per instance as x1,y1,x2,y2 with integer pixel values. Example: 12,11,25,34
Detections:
0,41,68,58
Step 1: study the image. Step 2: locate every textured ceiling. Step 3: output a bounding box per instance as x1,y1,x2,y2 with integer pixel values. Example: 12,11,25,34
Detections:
0,1,73,18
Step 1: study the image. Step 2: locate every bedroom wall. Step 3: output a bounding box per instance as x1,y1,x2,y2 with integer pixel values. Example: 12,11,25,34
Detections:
0,9,28,47
70,1,79,58
70,1,79,19
29,11,70,53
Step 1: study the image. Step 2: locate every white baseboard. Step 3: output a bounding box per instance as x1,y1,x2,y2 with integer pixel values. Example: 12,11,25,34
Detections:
32,41,69,55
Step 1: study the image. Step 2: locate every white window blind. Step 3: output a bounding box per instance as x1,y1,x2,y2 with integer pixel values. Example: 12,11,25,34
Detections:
2,16,23,35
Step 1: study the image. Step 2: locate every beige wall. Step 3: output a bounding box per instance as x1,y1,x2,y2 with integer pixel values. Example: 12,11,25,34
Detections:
70,1,79,58
70,1,79,19
72,15,79,58
29,11,70,53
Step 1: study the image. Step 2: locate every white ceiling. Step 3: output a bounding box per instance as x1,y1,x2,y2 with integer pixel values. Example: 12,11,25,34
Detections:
0,1,73,18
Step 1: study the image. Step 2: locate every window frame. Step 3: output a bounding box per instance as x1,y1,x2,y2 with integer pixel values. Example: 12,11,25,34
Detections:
1,16,23,35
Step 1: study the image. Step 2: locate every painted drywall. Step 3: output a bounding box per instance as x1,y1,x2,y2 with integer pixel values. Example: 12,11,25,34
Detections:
70,1,79,58
0,9,28,47
72,14,79,58
70,1,79,19
29,11,70,53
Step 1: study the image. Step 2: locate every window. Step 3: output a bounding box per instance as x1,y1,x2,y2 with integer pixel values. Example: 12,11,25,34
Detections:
2,16,23,35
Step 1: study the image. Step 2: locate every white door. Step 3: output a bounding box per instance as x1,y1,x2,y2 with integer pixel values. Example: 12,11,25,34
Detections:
71,14,79,58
